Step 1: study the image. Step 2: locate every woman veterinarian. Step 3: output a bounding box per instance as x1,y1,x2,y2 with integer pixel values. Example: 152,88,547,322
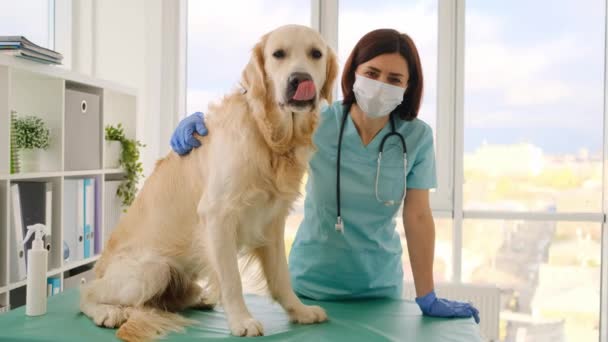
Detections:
170,29,479,323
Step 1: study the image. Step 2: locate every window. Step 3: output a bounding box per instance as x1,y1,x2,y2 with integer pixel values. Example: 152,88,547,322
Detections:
463,220,601,341
337,1,451,211
399,218,452,283
0,0,54,49
186,0,311,115
463,0,605,212
462,3,605,340
187,0,312,254
184,5,608,338
337,0,438,131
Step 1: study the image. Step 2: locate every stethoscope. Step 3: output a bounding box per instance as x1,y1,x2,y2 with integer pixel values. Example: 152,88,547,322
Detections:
335,111,407,233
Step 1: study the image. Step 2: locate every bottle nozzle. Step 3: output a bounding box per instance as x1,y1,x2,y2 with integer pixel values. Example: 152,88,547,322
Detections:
23,224,50,250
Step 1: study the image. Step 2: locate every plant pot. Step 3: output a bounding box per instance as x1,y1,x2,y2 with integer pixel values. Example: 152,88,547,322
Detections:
105,140,121,169
10,148,20,174
19,148,42,173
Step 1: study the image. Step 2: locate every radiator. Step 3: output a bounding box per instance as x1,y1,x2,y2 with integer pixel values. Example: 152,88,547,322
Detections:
404,282,501,342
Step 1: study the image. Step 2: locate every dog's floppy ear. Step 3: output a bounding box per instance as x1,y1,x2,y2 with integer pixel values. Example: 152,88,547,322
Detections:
241,36,267,101
320,47,338,104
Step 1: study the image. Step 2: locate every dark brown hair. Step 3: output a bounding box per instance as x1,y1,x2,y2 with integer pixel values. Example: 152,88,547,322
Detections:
341,29,423,121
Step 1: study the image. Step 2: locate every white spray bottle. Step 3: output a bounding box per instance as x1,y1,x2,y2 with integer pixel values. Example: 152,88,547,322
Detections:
23,223,50,316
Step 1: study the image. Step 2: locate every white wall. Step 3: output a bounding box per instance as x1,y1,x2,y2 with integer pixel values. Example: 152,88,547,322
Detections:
70,0,184,178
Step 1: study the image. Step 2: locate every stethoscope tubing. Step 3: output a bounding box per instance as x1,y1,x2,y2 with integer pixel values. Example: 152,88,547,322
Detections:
335,110,407,233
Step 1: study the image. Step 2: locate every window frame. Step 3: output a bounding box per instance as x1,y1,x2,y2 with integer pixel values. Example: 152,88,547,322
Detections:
325,1,608,338
183,2,608,339
53,0,72,69
317,0,453,212
452,0,607,340
1,0,58,53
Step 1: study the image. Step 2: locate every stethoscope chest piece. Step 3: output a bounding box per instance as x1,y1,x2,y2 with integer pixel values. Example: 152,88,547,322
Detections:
335,216,344,233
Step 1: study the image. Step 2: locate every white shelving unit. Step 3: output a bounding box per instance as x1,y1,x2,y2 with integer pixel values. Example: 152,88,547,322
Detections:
0,54,137,312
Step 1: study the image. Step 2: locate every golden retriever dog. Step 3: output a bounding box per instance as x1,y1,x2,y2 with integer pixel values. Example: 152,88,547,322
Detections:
79,24,337,341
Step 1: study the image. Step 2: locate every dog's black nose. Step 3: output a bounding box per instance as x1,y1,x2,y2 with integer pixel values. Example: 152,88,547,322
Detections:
288,72,313,90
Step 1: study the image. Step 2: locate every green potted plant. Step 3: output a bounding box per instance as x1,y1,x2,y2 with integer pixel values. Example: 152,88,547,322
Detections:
105,124,145,208
104,132,121,169
14,115,51,173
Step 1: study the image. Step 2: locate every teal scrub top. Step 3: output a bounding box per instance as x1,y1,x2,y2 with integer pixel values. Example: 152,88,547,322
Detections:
289,100,437,300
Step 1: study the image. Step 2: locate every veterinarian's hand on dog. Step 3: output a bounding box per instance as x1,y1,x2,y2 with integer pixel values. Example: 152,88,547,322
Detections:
170,111,208,155
416,290,480,324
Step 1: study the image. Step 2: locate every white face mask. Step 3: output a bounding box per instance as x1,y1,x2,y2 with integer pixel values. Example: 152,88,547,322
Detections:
353,74,406,118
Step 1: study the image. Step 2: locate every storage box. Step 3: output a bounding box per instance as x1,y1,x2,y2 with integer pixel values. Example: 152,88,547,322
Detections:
63,269,95,291
64,89,101,171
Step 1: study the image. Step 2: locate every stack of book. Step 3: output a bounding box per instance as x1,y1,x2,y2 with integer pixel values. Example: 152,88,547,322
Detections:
0,36,63,65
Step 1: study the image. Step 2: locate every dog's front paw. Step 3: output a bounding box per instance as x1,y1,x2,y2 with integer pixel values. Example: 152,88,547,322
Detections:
230,317,264,337
91,305,129,328
289,304,328,324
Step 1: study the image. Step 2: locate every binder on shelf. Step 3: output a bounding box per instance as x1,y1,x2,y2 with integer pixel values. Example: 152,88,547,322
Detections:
16,181,53,269
45,183,53,268
83,178,95,259
46,278,61,297
64,178,96,262
104,180,123,244
77,180,85,260
94,179,102,254
64,180,84,263
9,184,26,281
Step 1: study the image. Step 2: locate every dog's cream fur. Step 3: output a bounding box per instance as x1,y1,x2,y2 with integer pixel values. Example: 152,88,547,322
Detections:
79,25,338,341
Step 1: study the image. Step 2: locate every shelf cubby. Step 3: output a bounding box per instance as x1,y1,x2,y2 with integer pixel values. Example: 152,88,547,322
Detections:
0,54,137,314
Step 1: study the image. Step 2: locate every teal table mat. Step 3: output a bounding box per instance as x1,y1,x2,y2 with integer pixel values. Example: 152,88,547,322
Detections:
0,289,481,341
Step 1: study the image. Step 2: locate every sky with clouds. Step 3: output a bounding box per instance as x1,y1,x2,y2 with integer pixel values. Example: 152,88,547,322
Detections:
1,0,602,155
187,0,606,155
186,0,310,115
464,0,605,154
0,0,51,48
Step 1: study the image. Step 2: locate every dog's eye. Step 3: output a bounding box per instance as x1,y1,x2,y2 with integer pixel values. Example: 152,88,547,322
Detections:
272,49,286,59
311,49,323,59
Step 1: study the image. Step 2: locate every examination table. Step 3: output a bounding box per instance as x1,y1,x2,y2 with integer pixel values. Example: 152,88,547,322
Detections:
0,289,482,341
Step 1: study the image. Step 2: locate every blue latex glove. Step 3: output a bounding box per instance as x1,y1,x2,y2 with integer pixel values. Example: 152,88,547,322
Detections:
170,112,208,155
416,290,480,324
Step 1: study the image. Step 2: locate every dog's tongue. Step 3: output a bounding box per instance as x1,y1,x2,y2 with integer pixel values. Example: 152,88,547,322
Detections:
292,80,316,101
